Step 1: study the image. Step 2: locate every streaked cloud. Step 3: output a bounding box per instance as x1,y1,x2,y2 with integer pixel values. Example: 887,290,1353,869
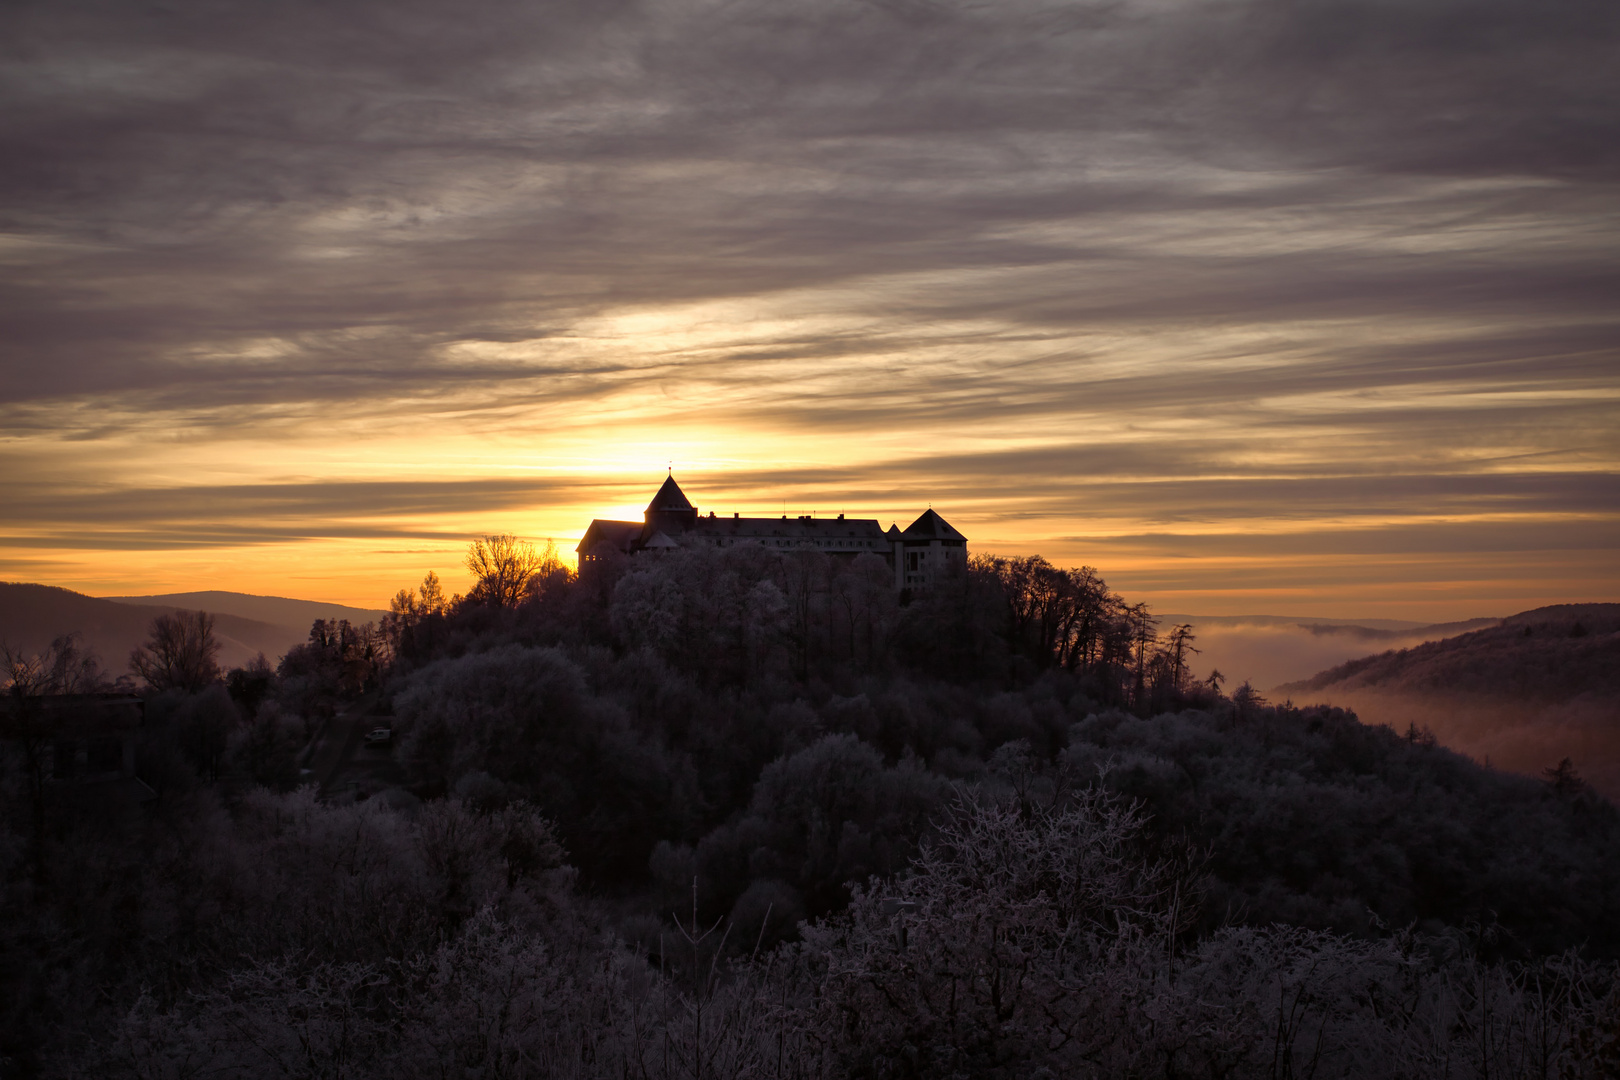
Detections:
1,0,1615,614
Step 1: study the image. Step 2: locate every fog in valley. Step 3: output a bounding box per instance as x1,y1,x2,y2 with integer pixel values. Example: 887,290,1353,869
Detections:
1280,605,1620,800
1155,615,1499,695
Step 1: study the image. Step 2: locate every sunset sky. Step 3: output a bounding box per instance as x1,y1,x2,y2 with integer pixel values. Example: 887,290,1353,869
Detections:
3,0,1616,618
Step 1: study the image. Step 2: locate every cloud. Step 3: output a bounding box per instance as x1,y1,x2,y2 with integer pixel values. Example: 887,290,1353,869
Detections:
0,0,1615,609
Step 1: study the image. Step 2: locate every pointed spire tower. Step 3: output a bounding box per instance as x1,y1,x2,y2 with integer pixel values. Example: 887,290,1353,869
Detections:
891,507,968,590
642,470,698,543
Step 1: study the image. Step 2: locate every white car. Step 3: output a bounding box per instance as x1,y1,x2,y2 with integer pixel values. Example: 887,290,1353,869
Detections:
363,727,392,745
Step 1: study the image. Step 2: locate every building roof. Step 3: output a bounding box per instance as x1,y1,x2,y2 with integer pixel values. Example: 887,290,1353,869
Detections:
645,473,695,514
577,519,642,554
580,475,966,557
900,508,967,542
0,693,144,732
689,514,887,541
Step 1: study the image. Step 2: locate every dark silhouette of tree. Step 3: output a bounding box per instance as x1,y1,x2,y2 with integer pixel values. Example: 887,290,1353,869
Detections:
390,570,449,621
1544,757,1587,796
1125,602,1158,708
1404,722,1438,748
176,684,238,782
834,552,897,671
1164,623,1199,695
383,571,451,661
465,535,548,609
129,610,221,691
776,551,827,681
226,652,274,714
1231,679,1267,715
965,554,1137,694
523,541,571,604
281,618,387,695
3,632,108,697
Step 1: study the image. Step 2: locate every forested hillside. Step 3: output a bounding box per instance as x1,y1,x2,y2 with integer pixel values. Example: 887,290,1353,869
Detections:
1285,604,1620,698
1280,603,1620,797
3,547,1617,1077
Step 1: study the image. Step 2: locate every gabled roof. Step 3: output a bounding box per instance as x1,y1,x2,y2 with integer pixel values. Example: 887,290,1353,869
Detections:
0,693,144,730
900,508,967,542
689,515,886,541
577,519,641,554
645,473,695,514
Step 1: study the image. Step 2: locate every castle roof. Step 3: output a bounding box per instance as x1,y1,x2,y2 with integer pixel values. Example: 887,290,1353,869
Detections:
690,514,886,542
901,508,967,542
576,519,641,554
645,473,695,515
582,476,965,561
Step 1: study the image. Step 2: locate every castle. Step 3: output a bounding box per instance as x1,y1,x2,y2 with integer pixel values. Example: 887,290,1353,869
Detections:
578,473,968,591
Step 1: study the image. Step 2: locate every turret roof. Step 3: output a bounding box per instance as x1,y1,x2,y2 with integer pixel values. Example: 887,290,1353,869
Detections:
901,508,967,541
645,473,695,514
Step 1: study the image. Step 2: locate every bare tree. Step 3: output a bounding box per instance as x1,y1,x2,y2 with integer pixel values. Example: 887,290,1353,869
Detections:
129,610,221,692
465,535,545,609
3,631,108,697
1126,602,1158,708
1164,622,1200,695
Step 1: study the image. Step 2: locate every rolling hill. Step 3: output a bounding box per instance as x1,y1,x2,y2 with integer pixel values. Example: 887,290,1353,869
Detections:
103,590,388,631
0,583,386,675
1280,603,1620,796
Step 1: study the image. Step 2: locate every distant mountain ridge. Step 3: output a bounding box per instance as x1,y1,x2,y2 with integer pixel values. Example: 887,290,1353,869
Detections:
1163,613,1430,632
1280,603,1620,797
1292,616,1500,642
103,590,388,630
1280,604,1620,699
0,582,387,674
1159,612,1499,637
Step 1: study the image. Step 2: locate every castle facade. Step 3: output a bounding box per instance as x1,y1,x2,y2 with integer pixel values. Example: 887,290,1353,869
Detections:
578,474,967,591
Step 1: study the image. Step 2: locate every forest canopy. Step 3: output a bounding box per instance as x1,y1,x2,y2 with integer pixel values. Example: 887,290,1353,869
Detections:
2,539,1617,1078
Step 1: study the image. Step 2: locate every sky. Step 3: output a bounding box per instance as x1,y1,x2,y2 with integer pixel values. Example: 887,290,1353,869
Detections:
2,0,1617,617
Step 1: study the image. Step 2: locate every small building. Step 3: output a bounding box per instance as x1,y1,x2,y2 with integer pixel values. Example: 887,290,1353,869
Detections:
0,693,156,806
578,473,968,590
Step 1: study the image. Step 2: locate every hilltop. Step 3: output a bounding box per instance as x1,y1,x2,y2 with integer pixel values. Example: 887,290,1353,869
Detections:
6,553,1619,1076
